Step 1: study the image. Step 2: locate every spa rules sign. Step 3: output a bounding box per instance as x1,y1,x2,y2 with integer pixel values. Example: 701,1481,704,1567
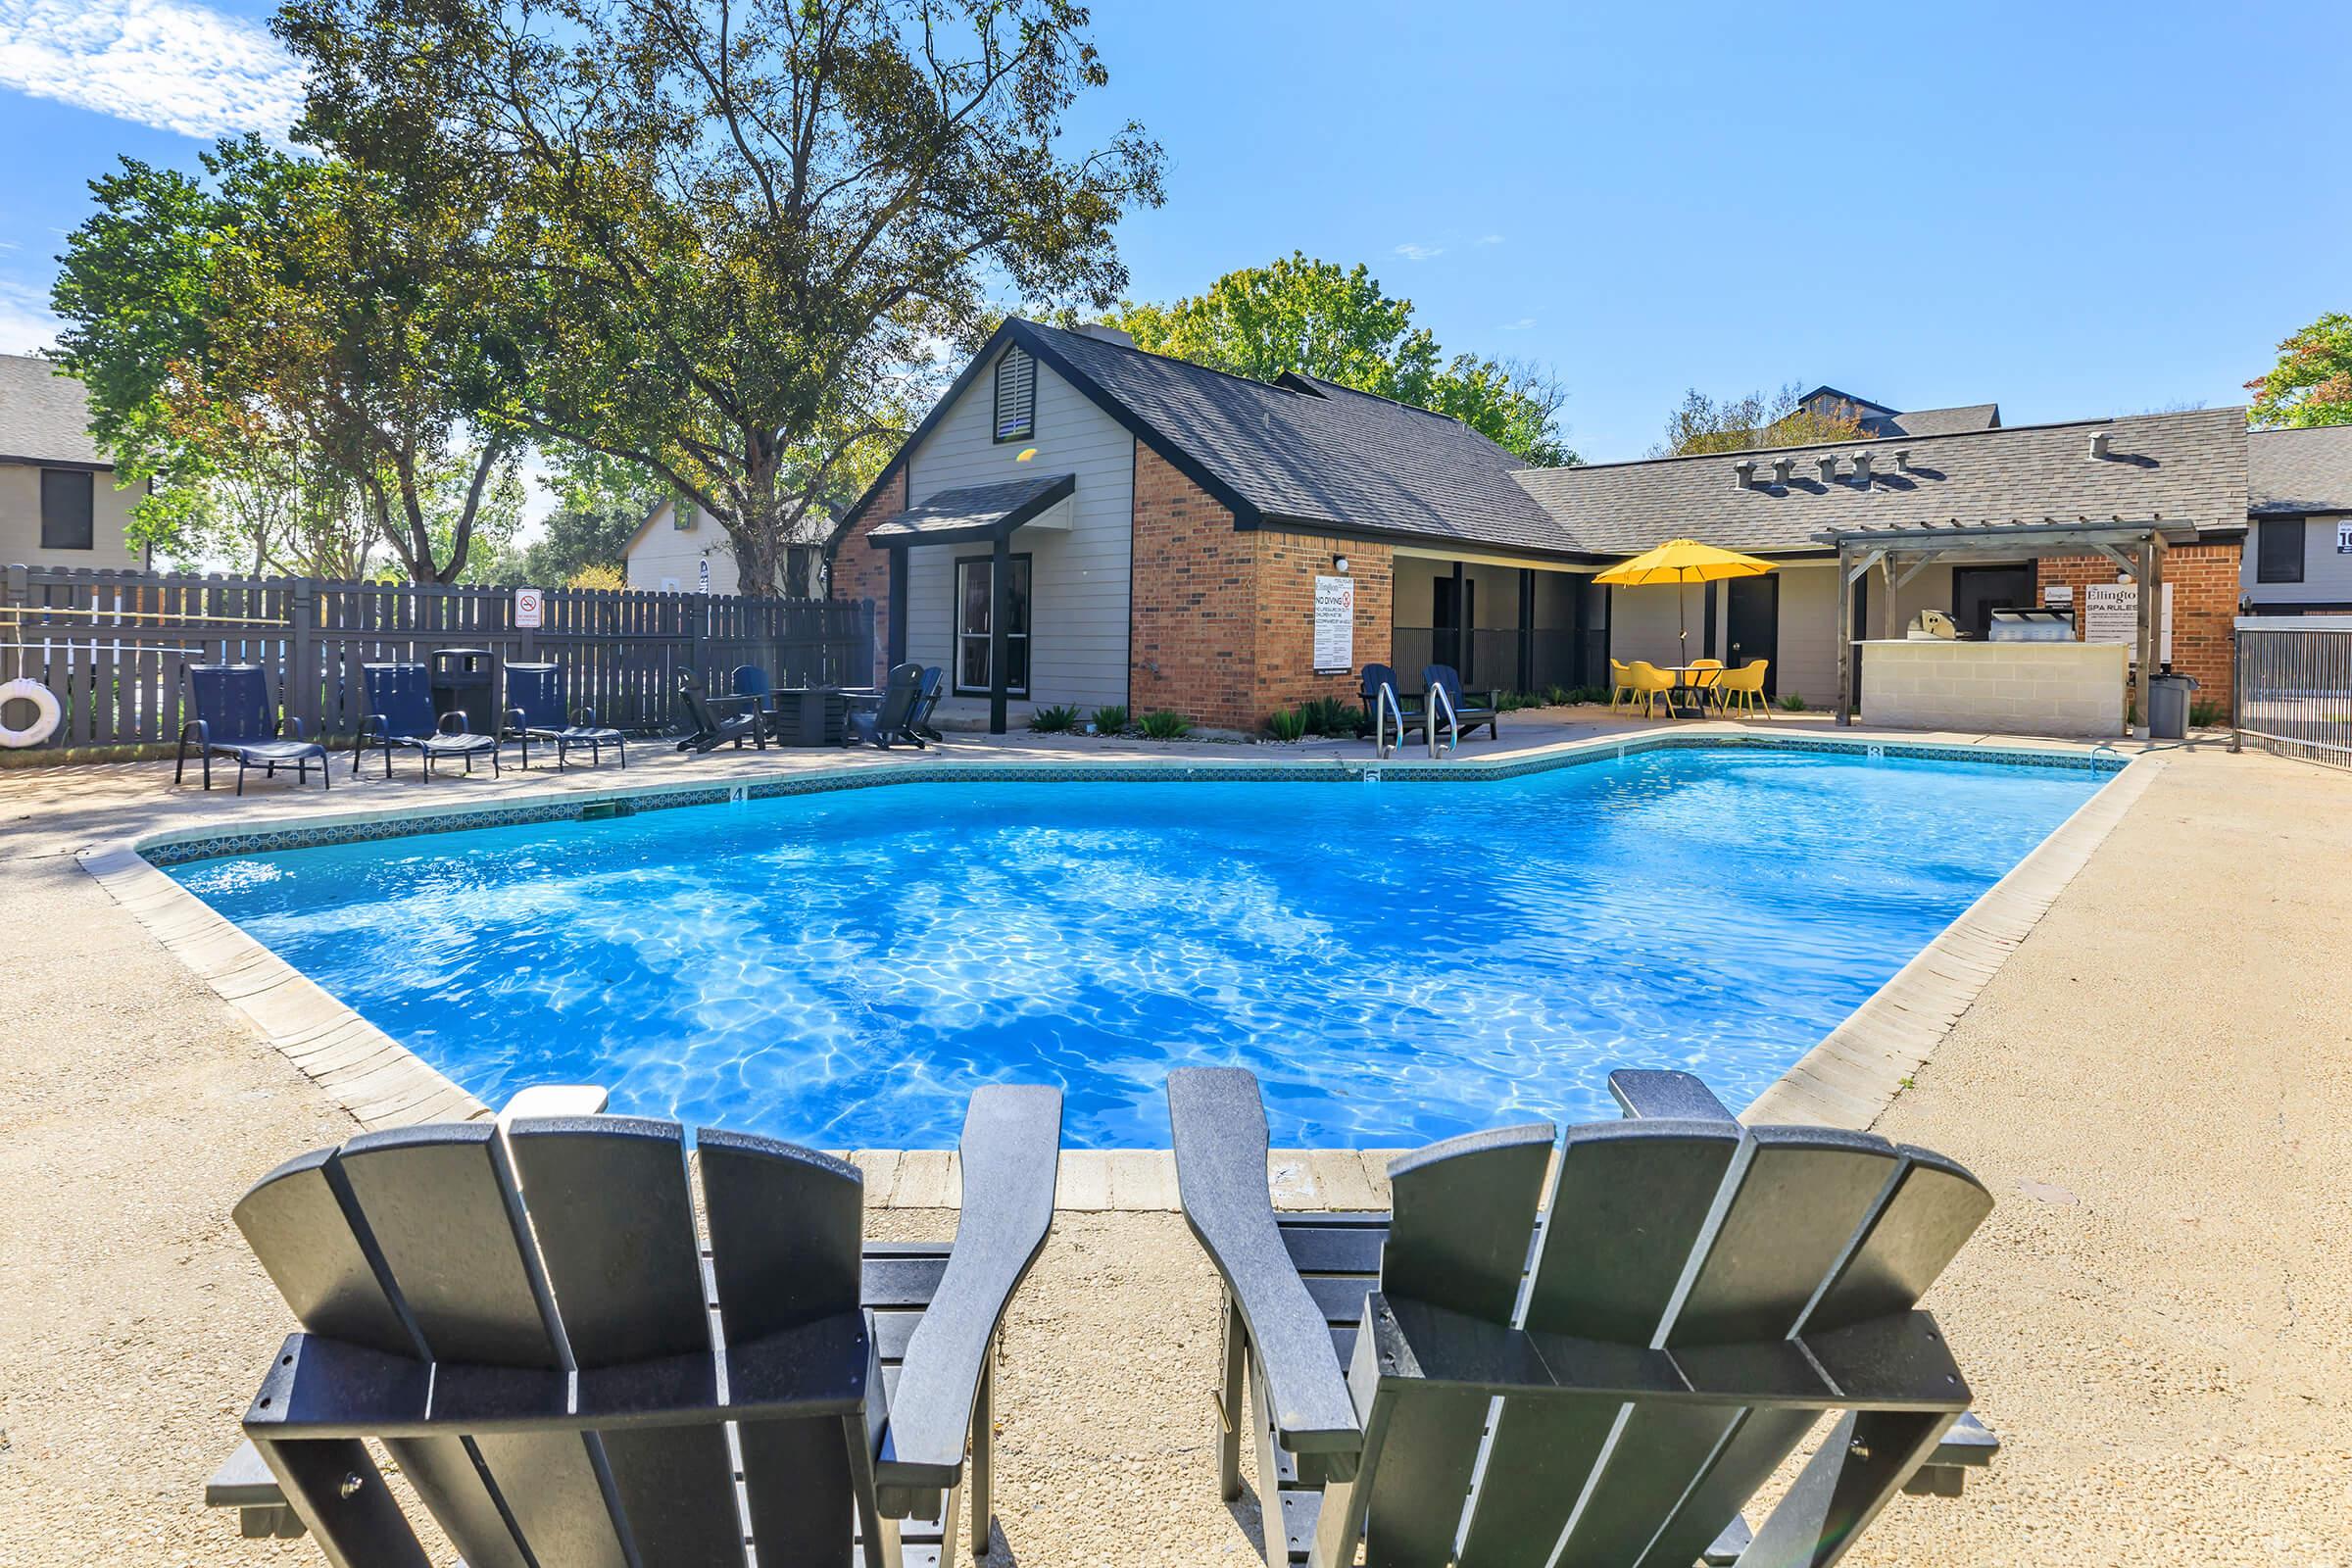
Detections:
2083,581,2173,662
1313,575,1354,673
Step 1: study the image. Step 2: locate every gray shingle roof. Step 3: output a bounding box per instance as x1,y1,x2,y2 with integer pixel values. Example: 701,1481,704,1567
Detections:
1886,403,2001,437
1016,321,1568,555
2248,424,2352,515
869,471,1075,543
1511,407,2249,557
0,354,109,467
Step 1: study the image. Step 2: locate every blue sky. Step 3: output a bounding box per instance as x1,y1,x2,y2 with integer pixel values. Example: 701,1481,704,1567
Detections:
3,0,2347,465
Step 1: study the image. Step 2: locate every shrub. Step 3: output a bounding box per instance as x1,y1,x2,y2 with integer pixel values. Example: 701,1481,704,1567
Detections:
1138,709,1193,740
1777,691,1808,711
564,564,626,591
1028,704,1080,734
1298,696,1365,737
1542,685,1573,707
1264,707,1308,742
1562,685,1611,706
2188,699,2224,728
1091,704,1129,735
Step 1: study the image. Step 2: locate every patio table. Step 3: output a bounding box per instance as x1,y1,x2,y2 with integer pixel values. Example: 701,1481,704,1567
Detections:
1660,665,1721,718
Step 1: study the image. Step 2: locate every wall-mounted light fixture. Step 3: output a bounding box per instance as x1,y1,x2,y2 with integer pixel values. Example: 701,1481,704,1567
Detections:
1332,554,1350,573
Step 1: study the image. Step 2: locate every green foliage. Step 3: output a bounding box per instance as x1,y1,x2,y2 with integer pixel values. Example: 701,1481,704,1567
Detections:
1540,684,1572,707
1296,696,1365,737
1137,710,1193,740
523,453,666,586
1569,685,1612,705
1776,691,1808,711
271,0,1163,593
2246,313,2352,428
1090,705,1129,735
2189,699,2225,727
1264,707,1308,742
1103,253,1577,466
1028,704,1081,734
1654,385,1867,457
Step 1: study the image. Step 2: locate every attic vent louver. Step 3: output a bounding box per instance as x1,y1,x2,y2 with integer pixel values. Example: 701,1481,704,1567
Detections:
1816,456,1838,484
1733,460,1757,490
1895,449,1913,471
1851,453,1874,484
2088,431,2111,460
1771,457,1794,486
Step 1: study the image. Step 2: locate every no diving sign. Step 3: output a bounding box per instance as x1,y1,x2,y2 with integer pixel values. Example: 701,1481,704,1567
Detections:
514,586,545,629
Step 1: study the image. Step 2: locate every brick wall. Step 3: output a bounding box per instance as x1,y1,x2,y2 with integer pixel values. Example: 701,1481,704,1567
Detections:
1128,443,1394,731
828,466,906,686
1250,530,1392,718
2034,538,2239,711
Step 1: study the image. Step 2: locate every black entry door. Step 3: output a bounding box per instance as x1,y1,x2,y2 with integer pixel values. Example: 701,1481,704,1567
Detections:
1725,575,1779,696
1432,575,1476,680
1952,565,2034,640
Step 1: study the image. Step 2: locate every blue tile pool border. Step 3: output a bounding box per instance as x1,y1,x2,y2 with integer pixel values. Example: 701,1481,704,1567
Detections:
134,730,2128,867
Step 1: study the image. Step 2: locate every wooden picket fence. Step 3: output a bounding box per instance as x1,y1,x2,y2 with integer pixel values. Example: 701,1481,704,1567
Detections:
0,564,874,757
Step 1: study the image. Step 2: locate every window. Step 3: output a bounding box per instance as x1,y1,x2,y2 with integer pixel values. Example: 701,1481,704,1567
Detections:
39,469,94,551
993,348,1035,443
2257,517,2305,583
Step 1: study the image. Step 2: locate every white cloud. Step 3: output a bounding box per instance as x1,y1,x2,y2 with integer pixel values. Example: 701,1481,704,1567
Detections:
1394,242,1445,263
0,0,304,139
1500,318,1536,331
1476,233,1505,246
0,279,61,355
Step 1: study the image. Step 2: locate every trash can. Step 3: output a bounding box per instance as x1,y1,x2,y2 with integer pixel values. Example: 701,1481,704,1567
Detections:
429,647,498,737
2147,667,2199,740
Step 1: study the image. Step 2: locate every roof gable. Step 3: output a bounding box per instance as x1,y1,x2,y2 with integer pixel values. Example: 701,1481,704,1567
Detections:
2248,424,2352,514
0,355,110,468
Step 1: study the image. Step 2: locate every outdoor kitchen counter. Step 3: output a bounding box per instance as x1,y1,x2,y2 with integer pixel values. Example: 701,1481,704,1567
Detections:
1858,637,2129,738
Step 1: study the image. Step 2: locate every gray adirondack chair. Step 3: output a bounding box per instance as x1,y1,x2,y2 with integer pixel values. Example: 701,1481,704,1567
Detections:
207,1085,1061,1566
1168,1066,1998,1568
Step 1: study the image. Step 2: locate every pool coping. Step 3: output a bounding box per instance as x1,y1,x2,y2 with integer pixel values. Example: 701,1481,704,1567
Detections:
77,727,2151,1211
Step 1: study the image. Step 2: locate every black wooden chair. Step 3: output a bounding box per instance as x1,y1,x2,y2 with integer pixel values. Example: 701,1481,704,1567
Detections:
675,677,765,753
352,662,503,779
733,662,777,713
908,664,948,743
1419,662,1500,741
207,1085,1062,1565
174,663,329,794
504,662,626,770
848,662,927,749
1168,1066,1998,1567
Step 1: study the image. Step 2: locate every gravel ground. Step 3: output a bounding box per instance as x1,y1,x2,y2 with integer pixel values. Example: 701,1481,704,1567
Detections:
2,740,2346,1564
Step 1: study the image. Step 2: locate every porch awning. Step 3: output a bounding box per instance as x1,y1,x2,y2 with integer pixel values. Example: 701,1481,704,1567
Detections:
867,471,1075,546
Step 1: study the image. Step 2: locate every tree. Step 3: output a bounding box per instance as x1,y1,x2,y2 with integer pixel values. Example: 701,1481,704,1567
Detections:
1102,254,1577,466
521,453,668,585
51,138,521,582
2246,313,2352,427
1652,384,1866,457
271,0,1165,595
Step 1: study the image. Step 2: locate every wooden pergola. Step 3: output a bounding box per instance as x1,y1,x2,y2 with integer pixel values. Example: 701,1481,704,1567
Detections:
1811,516,2205,734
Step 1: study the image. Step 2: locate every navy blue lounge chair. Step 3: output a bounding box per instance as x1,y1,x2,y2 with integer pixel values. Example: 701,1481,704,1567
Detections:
675,677,764,753
1358,663,1426,747
203,1086,1064,1563
847,662,926,749
1420,662,1500,741
1167,1066,2000,1568
731,662,776,714
174,663,328,795
353,662,503,779
504,662,625,770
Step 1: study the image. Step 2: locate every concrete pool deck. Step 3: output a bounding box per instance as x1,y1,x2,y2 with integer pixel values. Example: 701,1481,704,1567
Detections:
2,716,2347,1561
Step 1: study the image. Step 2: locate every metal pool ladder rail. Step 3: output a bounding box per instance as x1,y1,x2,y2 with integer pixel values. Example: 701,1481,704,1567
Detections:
1426,680,1461,759
1372,680,1407,759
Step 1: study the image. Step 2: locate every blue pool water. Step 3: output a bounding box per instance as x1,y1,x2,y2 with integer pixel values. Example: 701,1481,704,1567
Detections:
169,748,2105,1149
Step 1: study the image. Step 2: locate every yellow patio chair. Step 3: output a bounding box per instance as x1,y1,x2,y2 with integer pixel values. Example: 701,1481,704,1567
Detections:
1621,660,1677,718
1609,659,1640,713
1714,659,1772,718
1685,658,1724,697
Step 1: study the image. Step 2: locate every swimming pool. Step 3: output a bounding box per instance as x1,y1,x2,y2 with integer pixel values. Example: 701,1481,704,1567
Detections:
168,745,2109,1149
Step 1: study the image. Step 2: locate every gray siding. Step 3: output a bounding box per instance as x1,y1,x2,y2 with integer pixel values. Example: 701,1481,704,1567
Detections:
904,353,1134,710
2244,514,2352,605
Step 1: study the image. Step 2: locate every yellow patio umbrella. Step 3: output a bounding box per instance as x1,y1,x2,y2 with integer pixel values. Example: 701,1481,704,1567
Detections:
1593,538,1777,661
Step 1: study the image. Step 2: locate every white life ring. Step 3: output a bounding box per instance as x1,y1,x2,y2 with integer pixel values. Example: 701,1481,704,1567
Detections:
0,677,63,748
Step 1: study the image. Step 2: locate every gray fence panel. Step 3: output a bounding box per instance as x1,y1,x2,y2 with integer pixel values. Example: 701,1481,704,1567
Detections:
2234,623,2352,769
0,566,873,756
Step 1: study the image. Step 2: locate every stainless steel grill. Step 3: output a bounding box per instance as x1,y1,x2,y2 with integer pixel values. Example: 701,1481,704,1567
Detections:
1986,608,2076,643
